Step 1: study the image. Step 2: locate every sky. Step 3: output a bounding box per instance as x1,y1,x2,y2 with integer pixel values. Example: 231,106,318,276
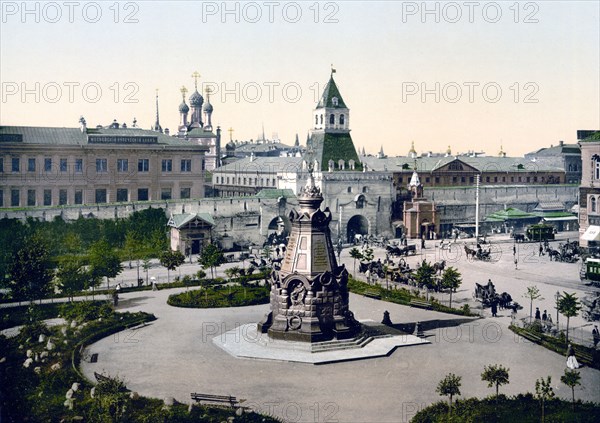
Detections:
1,1,599,157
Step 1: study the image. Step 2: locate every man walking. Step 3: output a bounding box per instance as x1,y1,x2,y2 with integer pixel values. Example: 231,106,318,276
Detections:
593,325,600,349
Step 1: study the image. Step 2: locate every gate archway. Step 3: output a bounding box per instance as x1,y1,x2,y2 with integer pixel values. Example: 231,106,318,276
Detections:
347,215,369,243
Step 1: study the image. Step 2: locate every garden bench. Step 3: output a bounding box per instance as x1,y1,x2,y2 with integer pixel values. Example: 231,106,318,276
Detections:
575,350,595,366
190,392,245,409
409,300,432,310
520,330,542,343
363,291,381,300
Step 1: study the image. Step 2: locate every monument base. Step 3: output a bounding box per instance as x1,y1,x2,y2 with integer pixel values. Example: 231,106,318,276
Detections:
214,320,429,365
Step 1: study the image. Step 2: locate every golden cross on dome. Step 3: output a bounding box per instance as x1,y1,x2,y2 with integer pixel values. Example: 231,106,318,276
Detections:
180,86,188,99
228,127,234,141
191,71,201,90
205,86,212,100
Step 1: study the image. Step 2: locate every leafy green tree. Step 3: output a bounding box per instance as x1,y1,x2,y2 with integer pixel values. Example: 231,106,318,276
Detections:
89,239,123,290
481,364,510,400
441,267,462,308
142,257,152,285
122,230,140,269
90,374,131,422
159,249,185,283
535,376,555,423
361,247,374,263
349,247,362,276
436,373,461,415
225,266,241,281
198,244,225,279
414,260,436,290
63,232,83,255
557,292,582,345
8,235,54,303
523,285,544,322
56,257,89,301
560,369,581,410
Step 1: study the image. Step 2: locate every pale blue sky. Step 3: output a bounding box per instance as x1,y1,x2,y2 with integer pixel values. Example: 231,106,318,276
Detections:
1,1,598,156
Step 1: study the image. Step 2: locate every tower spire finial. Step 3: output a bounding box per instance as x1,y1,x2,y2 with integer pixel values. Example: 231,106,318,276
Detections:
191,71,201,91
228,127,234,142
205,86,212,101
330,64,336,76
154,88,162,133
180,85,188,101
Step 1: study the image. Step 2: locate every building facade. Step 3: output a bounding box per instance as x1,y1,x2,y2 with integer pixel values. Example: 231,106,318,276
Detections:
578,131,600,248
0,120,208,208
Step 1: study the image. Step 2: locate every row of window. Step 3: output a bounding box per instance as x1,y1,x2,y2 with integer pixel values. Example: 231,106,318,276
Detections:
0,157,195,174
215,175,277,186
396,175,559,184
315,113,346,126
0,187,192,207
347,186,369,193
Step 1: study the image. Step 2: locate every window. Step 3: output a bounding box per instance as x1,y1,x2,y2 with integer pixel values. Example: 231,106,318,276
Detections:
461,177,465,183
533,176,537,182
181,159,192,172
95,189,107,203
28,158,36,172
75,159,83,173
494,177,498,183
315,115,318,125
226,177,230,184
329,114,335,125
138,159,149,172
243,178,247,185
340,114,345,125
60,159,67,172
435,177,440,184
59,189,67,205
425,177,430,183
469,176,474,183
44,158,52,172
27,189,36,206
161,188,172,200
320,115,323,124
518,177,522,182
511,177,514,182
592,197,597,213
356,195,365,209
595,159,600,180
453,177,457,183
162,159,172,172
117,189,128,202
96,159,107,173
332,97,338,106
272,178,276,186
363,186,369,193
0,158,3,173
137,188,149,201
347,187,352,193
74,190,83,205
43,189,52,206
180,187,191,199
527,177,531,183
11,189,19,206
201,159,205,171
12,157,20,172
0,190,3,207
485,177,490,182
448,162,463,171
502,176,506,182
117,159,129,172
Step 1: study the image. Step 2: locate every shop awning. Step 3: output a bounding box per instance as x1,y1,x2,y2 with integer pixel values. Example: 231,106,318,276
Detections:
582,225,600,241
542,216,578,222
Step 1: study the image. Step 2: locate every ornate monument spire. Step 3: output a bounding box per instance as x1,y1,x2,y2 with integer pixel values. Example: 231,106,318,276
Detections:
153,89,163,133
258,162,360,342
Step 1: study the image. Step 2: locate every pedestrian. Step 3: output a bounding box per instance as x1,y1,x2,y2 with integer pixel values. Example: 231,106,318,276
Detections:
513,245,517,256
535,307,541,321
539,244,544,256
275,247,280,257
592,325,600,348
542,310,547,322
421,236,425,249
491,299,498,317
365,269,371,285
510,306,517,325
566,344,580,369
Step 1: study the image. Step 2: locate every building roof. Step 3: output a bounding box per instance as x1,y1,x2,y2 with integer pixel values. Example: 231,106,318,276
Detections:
213,156,302,174
316,76,347,109
308,132,362,172
186,128,216,139
0,125,200,147
168,213,214,229
485,207,537,221
525,143,580,156
361,155,565,173
234,141,294,153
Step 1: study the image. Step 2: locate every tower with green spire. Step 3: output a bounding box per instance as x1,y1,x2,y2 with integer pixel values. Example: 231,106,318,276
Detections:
307,72,362,171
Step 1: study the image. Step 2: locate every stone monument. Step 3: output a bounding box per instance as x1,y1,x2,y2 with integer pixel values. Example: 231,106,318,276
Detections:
258,167,360,342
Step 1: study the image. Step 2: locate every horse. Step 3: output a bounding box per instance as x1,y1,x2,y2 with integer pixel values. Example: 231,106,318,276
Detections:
433,260,446,275
548,249,560,261
464,245,477,259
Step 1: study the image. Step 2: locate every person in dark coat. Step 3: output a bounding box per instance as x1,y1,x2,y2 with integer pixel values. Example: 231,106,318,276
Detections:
535,307,541,321
491,297,498,317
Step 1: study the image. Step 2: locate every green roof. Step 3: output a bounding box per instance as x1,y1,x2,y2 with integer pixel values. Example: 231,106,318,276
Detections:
485,207,537,221
310,132,362,171
255,189,296,199
316,76,347,109
168,213,214,229
186,128,216,138
533,211,576,218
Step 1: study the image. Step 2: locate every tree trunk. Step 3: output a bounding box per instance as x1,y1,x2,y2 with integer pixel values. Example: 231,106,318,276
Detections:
572,387,575,410
566,317,570,344
167,269,170,284
530,299,533,322
449,290,453,309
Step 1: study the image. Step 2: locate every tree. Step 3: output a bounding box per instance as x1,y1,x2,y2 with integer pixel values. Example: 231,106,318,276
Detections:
8,235,54,303
349,248,362,276
224,266,241,281
159,249,185,284
557,292,581,345
122,230,140,269
142,257,151,285
414,260,435,290
436,373,461,415
560,369,581,410
481,364,510,400
198,244,225,279
441,267,462,308
92,374,131,421
361,247,374,263
88,239,123,290
56,257,89,301
523,285,544,322
535,376,555,423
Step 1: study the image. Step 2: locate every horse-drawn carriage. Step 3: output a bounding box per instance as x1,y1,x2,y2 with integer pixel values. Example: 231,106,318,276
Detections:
513,224,556,243
464,244,493,261
473,280,521,310
386,244,417,257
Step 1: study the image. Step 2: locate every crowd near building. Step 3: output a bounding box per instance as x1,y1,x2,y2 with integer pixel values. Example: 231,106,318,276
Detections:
0,70,596,249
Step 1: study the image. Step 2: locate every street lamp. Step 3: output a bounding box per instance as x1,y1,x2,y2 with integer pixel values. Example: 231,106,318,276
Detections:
554,290,560,327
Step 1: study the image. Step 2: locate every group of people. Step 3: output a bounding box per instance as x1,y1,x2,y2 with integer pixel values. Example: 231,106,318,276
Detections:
534,307,554,331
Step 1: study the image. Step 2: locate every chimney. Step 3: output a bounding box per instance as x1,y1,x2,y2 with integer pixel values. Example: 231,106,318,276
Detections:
559,140,564,147
165,128,170,135
79,116,87,133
